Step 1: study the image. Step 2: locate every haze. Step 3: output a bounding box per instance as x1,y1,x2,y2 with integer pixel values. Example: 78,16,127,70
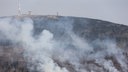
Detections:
0,0,127,25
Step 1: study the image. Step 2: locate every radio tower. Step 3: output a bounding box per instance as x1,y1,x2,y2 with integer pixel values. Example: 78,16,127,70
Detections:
18,0,21,16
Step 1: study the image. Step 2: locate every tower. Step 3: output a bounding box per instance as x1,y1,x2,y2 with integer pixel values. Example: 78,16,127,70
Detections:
28,11,32,15
18,0,21,16
57,12,59,16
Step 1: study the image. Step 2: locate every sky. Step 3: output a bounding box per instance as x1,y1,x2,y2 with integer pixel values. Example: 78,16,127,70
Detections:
0,0,128,25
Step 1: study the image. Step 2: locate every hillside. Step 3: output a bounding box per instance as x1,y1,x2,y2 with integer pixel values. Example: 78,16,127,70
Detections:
0,15,128,72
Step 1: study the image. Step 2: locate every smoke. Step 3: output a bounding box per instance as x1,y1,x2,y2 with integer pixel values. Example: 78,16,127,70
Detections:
0,17,127,72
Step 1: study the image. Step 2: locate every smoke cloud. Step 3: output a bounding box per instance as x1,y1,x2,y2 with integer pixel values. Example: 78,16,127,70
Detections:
0,17,127,72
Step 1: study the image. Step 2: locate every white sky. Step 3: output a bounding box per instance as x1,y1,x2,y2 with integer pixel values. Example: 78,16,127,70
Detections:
0,0,128,25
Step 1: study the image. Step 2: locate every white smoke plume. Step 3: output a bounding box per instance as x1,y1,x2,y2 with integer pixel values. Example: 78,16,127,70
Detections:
0,17,127,72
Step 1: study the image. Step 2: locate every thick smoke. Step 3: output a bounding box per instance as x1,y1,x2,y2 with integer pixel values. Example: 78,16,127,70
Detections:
0,17,127,72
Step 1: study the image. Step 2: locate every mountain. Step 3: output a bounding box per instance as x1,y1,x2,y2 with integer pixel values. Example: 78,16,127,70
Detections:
0,15,128,72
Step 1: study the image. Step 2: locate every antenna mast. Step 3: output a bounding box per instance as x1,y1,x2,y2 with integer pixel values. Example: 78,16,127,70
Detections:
18,0,21,16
